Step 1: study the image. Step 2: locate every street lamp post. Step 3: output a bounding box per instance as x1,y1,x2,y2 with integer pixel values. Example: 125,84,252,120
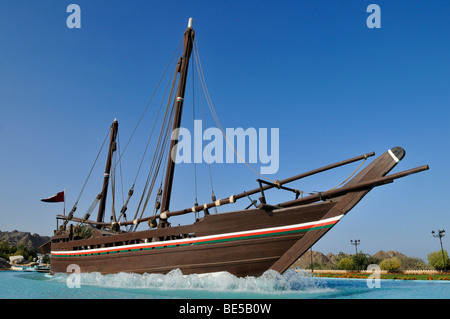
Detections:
432,229,446,272
350,239,360,254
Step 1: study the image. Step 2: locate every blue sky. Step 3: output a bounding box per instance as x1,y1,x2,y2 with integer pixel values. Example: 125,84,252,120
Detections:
0,1,449,261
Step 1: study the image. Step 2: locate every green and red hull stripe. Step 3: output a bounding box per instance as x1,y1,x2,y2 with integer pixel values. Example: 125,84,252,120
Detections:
51,215,343,258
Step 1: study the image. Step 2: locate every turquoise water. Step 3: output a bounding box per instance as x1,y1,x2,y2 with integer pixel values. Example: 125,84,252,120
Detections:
1,269,449,299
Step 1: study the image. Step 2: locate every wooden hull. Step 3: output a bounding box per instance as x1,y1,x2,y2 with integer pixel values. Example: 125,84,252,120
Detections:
50,147,421,277
52,230,305,276
51,202,339,277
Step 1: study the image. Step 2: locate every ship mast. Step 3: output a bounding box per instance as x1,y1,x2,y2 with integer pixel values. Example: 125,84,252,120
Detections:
160,18,195,215
96,118,119,228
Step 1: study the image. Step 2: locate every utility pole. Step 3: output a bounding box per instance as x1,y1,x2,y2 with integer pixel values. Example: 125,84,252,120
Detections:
432,229,447,272
350,239,360,254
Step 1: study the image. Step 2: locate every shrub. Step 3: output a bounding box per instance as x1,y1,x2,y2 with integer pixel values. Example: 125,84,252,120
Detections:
73,224,94,239
379,258,401,272
0,241,13,259
427,250,450,271
0,242,38,262
352,252,370,271
337,257,355,270
398,256,431,270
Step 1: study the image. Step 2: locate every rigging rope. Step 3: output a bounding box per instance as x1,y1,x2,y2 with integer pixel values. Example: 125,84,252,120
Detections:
105,36,184,227
110,142,117,223
130,51,181,231
193,39,276,183
75,128,111,204
192,39,370,204
193,51,218,213
133,102,176,231
192,59,198,207
81,193,102,222
325,154,368,191
112,38,183,230
61,36,184,233
55,127,111,234
115,36,184,168
116,132,125,205
62,34,372,234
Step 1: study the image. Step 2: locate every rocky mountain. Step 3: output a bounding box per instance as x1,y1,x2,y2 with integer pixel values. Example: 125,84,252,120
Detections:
292,250,416,269
292,250,335,269
372,250,407,260
0,230,51,250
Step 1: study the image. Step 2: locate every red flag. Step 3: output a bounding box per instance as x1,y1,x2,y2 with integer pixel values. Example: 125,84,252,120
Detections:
41,191,65,203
